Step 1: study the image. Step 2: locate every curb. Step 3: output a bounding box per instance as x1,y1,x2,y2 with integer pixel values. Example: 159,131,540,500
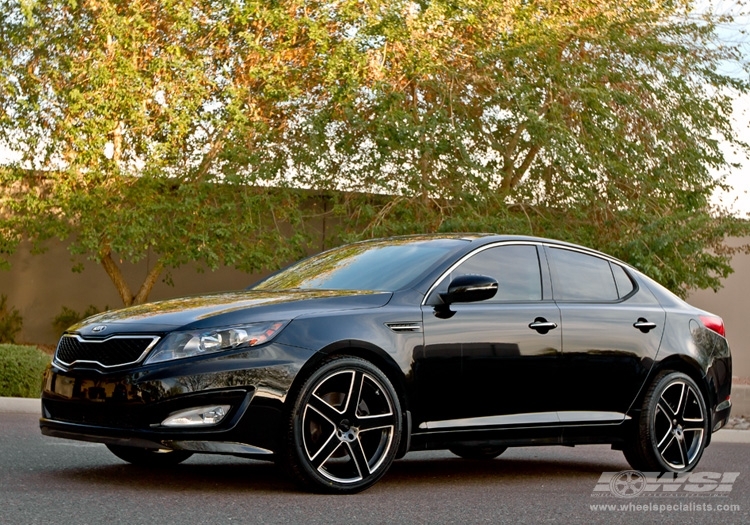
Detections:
0,397,40,414
729,384,750,418
712,430,750,444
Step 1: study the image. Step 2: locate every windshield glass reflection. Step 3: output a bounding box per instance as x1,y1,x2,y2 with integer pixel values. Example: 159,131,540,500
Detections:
253,237,468,292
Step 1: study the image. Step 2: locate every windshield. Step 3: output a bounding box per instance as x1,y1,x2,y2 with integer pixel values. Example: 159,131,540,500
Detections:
252,238,468,292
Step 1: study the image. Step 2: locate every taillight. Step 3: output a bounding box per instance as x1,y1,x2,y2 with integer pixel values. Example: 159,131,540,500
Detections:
699,315,726,337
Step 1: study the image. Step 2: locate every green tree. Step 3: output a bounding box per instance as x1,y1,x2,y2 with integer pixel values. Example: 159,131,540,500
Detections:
286,0,750,295
0,0,362,305
1,0,748,302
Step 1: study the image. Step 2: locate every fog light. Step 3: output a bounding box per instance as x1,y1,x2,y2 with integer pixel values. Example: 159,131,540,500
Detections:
162,405,230,427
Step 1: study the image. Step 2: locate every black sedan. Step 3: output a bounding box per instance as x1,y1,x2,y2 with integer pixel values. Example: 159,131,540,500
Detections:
40,234,732,493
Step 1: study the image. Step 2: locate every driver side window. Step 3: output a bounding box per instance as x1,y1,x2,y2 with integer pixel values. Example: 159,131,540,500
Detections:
451,244,543,302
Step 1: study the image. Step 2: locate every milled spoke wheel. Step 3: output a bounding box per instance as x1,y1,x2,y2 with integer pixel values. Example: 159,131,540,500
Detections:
653,380,706,469
283,356,402,493
623,371,708,473
106,444,192,467
449,445,507,460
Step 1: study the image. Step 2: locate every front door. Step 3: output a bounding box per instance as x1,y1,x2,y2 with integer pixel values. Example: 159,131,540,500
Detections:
418,243,562,430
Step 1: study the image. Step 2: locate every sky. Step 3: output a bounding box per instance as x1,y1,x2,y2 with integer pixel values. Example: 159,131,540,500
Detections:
706,0,750,217
711,92,750,217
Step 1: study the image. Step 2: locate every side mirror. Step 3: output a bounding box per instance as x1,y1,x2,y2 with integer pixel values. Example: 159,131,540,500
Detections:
440,274,498,305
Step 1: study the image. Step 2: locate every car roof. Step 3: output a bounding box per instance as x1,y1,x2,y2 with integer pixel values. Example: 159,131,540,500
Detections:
360,233,624,265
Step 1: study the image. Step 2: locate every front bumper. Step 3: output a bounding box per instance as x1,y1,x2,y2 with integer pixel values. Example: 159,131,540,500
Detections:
40,342,311,455
40,387,282,458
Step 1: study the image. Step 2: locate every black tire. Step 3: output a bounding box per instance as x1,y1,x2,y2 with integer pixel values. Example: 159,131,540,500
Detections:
449,445,507,460
623,371,709,473
106,444,193,467
281,356,402,494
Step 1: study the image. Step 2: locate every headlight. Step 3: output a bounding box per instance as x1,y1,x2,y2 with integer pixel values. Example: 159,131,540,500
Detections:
145,321,289,365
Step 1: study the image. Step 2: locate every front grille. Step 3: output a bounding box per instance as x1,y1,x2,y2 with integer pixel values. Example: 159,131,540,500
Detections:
55,335,159,368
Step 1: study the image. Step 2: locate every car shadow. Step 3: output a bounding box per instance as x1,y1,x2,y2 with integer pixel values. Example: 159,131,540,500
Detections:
42,446,631,494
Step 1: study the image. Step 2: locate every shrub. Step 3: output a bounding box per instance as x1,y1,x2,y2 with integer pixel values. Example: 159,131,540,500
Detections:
52,304,105,336
0,294,23,344
0,344,50,398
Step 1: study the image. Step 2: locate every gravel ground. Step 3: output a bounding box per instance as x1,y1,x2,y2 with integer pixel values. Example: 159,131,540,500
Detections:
723,416,750,430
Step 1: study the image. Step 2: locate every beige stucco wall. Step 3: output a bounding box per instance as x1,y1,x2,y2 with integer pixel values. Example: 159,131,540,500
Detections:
686,238,750,378
2,236,749,377
1,240,262,345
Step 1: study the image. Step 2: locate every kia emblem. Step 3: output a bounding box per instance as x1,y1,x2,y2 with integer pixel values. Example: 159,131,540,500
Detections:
92,325,107,333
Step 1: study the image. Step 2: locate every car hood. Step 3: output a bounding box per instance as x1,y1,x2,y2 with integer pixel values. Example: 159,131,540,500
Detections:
70,289,393,337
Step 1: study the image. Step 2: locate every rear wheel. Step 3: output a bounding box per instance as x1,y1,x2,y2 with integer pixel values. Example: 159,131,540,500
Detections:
623,371,708,473
449,445,507,460
282,356,402,494
106,444,193,466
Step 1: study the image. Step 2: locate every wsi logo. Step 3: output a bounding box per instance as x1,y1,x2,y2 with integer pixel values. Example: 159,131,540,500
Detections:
592,470,740,498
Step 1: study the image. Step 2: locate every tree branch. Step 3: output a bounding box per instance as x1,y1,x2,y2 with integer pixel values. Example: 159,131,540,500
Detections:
133,259,164,306
508,144,542,188
193,125,231,181
99,245,134,307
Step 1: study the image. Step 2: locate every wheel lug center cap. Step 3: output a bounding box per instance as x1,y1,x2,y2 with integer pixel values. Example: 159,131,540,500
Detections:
337,420,358,442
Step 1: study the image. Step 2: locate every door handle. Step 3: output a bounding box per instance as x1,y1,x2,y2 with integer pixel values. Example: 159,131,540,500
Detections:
633,318,657,333
529,317,558,334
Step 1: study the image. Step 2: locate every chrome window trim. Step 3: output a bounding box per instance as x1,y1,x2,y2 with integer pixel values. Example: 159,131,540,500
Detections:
54,334,161,369
541,243,632,268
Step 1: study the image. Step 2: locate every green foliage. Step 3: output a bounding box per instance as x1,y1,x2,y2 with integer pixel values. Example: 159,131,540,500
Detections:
289,0,750,296
52,304,105,336
0,294,22,344
0,0,748,299
0,344,50,398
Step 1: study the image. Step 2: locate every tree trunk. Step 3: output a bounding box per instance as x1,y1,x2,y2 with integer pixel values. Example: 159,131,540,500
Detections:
99,245,163,307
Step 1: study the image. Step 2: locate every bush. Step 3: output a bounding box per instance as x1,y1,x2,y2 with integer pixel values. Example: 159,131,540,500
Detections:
0,295,23,343
52,304,105,336
0,344,51,398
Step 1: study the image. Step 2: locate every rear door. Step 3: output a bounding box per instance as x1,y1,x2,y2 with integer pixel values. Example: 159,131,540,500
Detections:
545,246,665,422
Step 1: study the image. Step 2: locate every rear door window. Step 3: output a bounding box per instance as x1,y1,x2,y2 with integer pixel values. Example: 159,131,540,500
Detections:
547,247,619,302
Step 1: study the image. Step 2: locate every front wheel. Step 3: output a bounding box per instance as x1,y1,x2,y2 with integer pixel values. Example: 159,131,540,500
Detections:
106,444,193,466
281,356,402,494
623,371,708,473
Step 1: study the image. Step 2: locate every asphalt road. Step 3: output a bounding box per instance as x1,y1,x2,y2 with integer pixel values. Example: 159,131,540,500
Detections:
2,412,750,525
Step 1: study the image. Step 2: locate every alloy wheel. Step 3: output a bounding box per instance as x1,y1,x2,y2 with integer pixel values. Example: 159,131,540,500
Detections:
651,379,706,470
285,356,402,493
